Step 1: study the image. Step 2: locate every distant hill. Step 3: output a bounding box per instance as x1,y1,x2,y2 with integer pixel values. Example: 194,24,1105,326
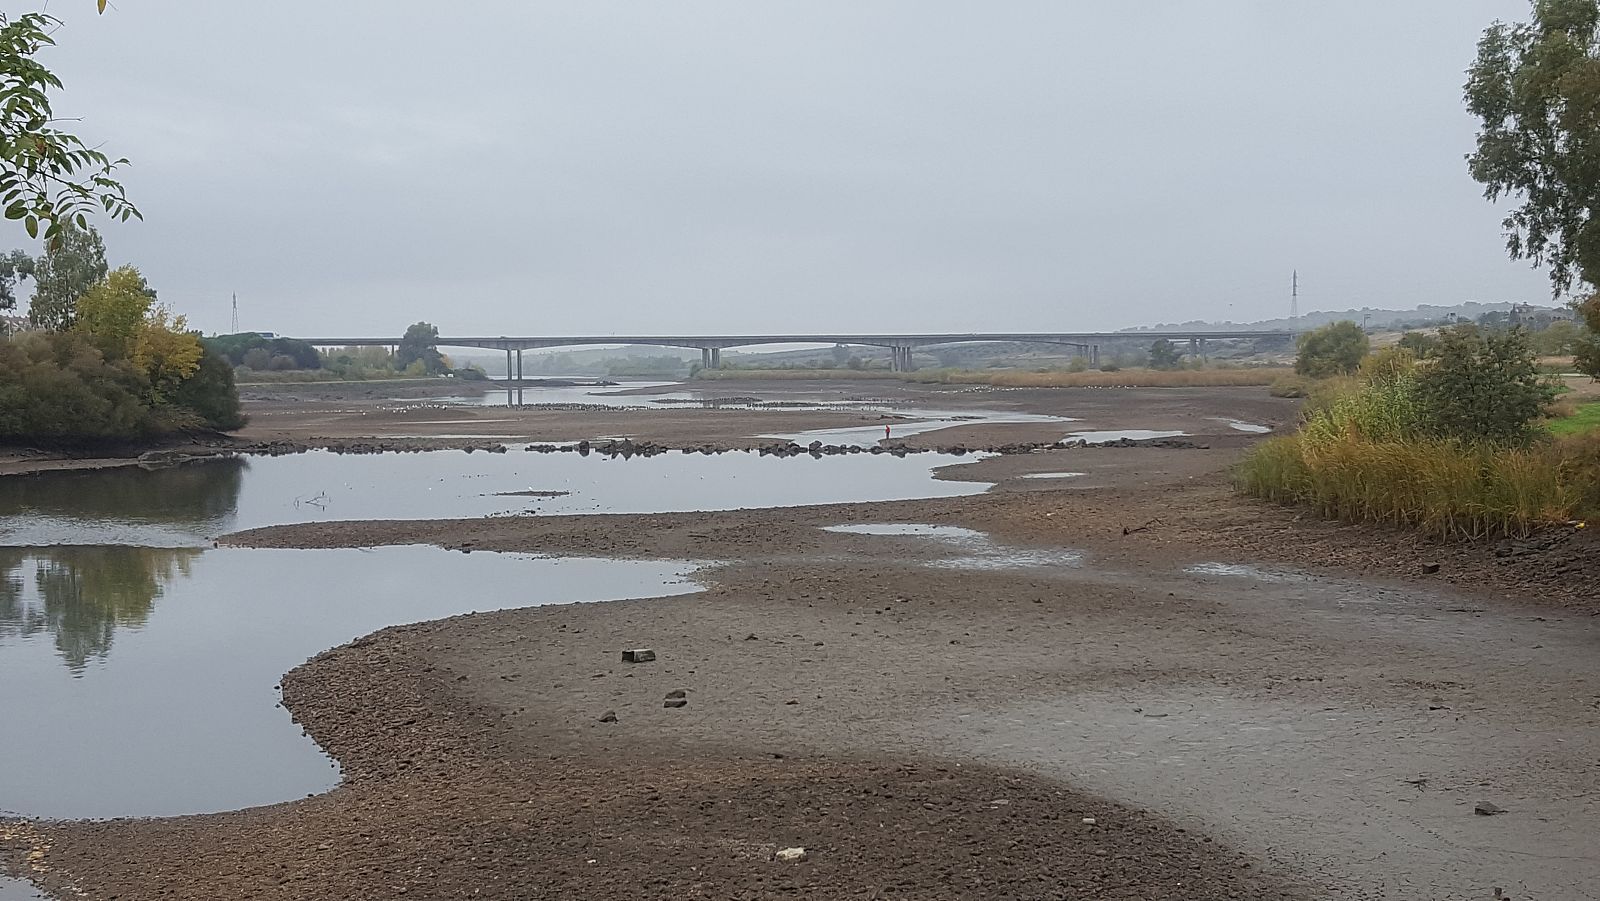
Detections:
1127,301,1565,333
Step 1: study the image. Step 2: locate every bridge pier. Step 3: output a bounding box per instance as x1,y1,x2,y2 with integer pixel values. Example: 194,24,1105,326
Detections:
700,347,723,370
888,345,917,373
1090,344,1100,368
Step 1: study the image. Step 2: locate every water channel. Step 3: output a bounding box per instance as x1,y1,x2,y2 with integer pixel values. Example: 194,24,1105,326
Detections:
0,546,700,820
0,449,990,548
0,447,997,828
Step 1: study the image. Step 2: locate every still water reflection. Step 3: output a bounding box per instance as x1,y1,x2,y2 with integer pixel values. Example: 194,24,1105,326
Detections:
0,547,199,673
0,450,989,547
0,546,699,820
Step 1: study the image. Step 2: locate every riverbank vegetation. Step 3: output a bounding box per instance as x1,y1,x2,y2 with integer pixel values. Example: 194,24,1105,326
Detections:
0,226,244,443
1236,321,1594,538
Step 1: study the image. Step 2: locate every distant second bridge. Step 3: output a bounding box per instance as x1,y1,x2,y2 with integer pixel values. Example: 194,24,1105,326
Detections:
290,331,1296,374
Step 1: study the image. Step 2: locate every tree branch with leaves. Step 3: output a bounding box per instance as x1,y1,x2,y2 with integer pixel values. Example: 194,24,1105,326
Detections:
0,7,139,245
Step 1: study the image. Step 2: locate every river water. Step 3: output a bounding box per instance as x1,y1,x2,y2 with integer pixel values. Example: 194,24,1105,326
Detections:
0,448,993,825
0,449,990,548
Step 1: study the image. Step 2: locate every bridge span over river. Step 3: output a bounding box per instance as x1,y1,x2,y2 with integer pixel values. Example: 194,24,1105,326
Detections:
290,331,1296,374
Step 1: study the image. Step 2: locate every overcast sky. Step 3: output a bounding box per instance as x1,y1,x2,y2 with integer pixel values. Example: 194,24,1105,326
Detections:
17,1,1554,336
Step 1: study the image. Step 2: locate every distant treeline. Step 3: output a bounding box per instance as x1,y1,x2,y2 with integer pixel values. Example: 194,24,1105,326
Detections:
204,333,322,371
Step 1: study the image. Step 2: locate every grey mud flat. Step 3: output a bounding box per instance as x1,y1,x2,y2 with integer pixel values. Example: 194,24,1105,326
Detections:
6,383,1597,900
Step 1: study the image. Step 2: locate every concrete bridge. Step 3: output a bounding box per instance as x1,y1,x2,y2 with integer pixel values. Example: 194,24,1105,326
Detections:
292,331,1295,374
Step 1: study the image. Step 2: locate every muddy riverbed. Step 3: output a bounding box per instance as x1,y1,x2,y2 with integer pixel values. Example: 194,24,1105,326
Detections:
4,381,1598,901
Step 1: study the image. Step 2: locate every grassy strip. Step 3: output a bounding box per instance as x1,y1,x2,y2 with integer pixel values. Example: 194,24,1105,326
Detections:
1547,400,1600,436
1236,433,1596,539
698,367,1286,388
234,370,445,385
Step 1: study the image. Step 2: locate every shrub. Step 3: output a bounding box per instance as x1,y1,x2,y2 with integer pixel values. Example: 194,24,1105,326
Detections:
0,333,244,442
1412,324,1555,445
1269,375,1313,398
0,332,158,441
171,346,246,431
1295,321,1369,377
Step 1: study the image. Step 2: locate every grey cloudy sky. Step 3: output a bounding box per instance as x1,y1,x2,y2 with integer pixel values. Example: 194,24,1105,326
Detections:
28,1,1552,336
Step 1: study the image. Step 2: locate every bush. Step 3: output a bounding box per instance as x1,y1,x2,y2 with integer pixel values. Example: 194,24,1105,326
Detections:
1295,321,1369,377
0,332,158,441
1269,375,1313,398
0,333,244,442
171,346,246,431
1412,324,1555,445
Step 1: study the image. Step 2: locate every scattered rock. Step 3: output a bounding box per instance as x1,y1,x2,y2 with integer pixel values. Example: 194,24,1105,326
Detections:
663,698,688,709
622,649,656,663
665,689,687,700
598,711,617,723
1081,817,1097,825
775,847,808,863
1474,801,1506,816
1421,562,1441,575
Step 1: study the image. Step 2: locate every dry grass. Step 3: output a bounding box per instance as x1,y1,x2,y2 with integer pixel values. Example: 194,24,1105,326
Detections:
1237,431,1597,539
699,367,1286,388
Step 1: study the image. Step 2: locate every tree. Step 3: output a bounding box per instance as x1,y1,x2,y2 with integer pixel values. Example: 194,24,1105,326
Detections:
1414,324,1555,444
396,321,446,374
1465,0,1600,295
1148,339,1181,370
171,346,246,430
1294,321,1369,377
1397,331,1439,357
72,265,153,359
0,248,32,311
29,223,107,330
132,306,203,404
0,10,140,246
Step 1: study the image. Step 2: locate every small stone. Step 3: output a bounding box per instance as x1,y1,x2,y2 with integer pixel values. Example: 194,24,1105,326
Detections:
598,711,617,723
664,689,687,700
1081,817,1097,825
1474,801,1506,816
775,847,807,863
622,649,656,663
1421,562,1441,575
664,698,688,709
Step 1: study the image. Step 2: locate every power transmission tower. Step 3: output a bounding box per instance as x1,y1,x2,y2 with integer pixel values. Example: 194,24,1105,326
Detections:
231,293,239,333
1290,271,1299,329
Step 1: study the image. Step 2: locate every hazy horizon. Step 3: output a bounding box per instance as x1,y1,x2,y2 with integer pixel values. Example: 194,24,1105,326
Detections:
12,2,1558,336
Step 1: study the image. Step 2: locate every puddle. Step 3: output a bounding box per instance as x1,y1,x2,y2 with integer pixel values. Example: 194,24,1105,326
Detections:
1067,429,1186,443
0,546,700,819
823,523,1082,571
775,410,1078,445
0,450,991,547
1218,419,1272,434
0,879,43,901
1021,472,1086,480
420,379,682,408
1184,562,1306,583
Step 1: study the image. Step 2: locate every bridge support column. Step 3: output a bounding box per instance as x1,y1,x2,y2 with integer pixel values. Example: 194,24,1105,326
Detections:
1188,338,1199,361
505,348,513,381
701,348,712,370
1198,337,1208,362
903,346,919,372
711,348,721,369
1090,344,1100,368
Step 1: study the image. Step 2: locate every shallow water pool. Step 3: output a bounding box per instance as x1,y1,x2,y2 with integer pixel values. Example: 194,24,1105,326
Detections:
0,546,699,820
0,449,990,547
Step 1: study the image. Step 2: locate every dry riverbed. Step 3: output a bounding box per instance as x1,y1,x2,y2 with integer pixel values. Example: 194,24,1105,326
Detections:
5,382,1598,900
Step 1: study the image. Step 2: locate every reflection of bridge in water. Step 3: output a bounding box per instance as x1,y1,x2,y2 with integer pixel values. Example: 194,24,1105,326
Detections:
294,331,1296,375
